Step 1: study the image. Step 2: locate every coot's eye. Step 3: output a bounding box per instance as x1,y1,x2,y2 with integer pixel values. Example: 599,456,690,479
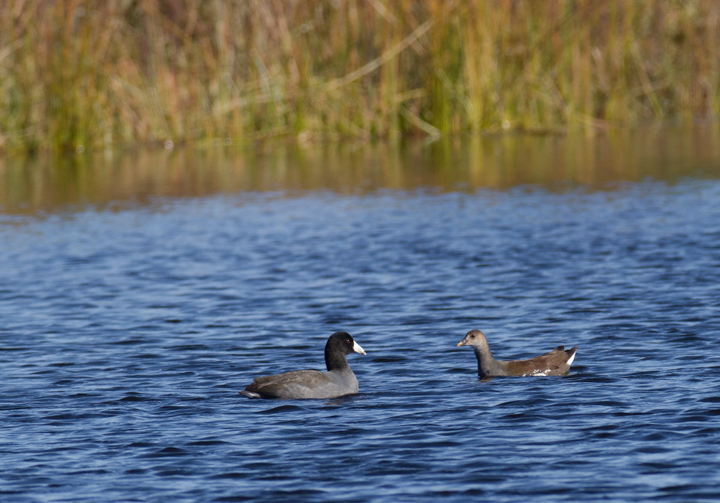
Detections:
346,339,351,344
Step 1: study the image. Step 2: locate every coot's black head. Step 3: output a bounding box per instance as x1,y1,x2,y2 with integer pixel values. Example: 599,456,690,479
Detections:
327,331,366,355
325,332,366,371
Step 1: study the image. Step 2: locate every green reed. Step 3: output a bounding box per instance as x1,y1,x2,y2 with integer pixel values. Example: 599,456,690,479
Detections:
1,0,718,153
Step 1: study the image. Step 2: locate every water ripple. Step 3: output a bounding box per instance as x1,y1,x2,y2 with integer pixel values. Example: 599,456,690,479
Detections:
2,181,720,502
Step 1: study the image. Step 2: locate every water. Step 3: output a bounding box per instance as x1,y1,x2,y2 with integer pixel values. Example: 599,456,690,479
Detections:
2,128,720,502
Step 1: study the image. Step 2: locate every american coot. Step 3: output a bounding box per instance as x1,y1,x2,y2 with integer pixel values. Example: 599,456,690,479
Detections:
240,331,366,399
456,329,577,378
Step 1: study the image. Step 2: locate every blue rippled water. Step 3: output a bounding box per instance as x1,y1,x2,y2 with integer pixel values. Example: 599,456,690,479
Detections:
2,179,720,502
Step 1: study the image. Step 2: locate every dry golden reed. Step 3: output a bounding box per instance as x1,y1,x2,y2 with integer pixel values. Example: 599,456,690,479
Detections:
1,0,718,152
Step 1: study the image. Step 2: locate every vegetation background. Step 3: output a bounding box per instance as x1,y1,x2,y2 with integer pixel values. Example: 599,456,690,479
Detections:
1,0,719,153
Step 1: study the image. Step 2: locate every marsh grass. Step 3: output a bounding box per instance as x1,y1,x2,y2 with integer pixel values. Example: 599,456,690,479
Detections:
1,0,719,152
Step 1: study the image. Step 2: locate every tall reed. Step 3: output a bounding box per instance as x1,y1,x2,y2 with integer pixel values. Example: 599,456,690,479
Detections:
1,0,718,152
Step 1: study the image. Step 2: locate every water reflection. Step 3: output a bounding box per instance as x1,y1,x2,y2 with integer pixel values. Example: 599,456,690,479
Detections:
2,124,719,214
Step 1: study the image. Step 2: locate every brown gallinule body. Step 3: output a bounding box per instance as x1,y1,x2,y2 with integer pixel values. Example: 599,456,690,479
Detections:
457,329,577,378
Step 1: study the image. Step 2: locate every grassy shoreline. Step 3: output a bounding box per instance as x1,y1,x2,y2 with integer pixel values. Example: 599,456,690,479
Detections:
1,1,719,153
